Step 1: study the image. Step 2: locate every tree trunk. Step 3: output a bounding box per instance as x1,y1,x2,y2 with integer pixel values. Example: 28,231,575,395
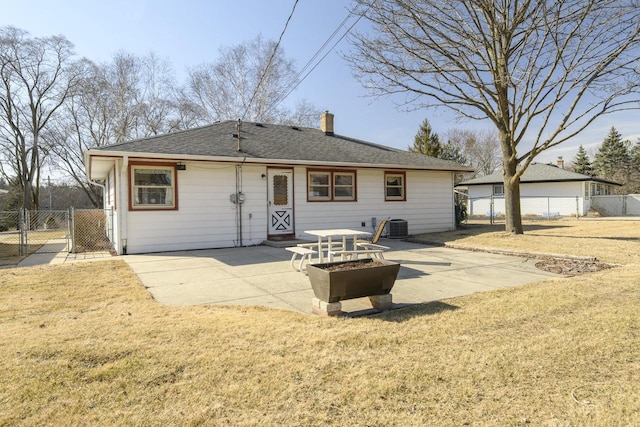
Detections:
23,180,32,211
498,126,524,235
503,158,524,234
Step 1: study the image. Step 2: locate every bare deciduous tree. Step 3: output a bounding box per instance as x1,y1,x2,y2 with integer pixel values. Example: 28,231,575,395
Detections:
0,26,83,210
48,52,183,207
184,35,319,127
275,99,319,128
347,0,640,233
447,128,501,178
106,51,181,143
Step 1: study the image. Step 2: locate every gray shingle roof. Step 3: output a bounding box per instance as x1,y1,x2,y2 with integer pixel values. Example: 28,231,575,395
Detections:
458,163,621,186
92,120,471,171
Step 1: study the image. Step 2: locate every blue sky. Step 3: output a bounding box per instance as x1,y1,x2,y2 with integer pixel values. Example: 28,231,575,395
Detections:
2,0,638,165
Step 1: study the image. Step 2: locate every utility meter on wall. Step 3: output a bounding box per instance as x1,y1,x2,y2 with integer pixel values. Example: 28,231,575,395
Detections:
230,192,245,204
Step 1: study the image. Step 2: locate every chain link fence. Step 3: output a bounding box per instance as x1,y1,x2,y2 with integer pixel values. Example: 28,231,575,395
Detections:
25,210,70,251
591,195,640,216
70,208,114,253
467,196,582,222
0,210,23,259
0,208,113,261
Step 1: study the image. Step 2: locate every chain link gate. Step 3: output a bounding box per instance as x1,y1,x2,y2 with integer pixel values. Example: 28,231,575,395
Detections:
25,210,71,254
0,209,70,260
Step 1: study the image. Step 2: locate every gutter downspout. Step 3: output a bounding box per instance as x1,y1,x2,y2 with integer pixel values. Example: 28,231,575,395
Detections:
86,176,106,207
236,164,243,247
88,179,106,206
235,121,244,247
120,156,128,255
85,152,106,207
86,154,108,253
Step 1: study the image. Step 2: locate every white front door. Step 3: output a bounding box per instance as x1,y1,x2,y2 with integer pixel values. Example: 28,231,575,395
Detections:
267,168,294,238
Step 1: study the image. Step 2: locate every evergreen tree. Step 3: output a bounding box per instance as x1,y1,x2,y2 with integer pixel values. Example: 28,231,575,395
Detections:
571,145,592,175
440,141,467,165
409,118,441,157
593,127,631,180
629,141,640,193
632,140,640,170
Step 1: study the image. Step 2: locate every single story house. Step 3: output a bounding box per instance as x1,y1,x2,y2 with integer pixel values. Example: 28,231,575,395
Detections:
84,112,472,255
457,160,621,218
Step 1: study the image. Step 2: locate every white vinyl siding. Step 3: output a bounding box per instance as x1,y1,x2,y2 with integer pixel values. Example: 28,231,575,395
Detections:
120,163,456,254
295,168,454,236
125,164,268,254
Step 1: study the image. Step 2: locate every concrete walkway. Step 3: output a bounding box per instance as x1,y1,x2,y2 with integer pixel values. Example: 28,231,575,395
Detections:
122,239,560,316
16,239,113,268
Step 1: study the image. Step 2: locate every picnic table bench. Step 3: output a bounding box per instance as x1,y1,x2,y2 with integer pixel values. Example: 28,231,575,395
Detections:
296,241,344,250
328,248,385,260
285,246,317,272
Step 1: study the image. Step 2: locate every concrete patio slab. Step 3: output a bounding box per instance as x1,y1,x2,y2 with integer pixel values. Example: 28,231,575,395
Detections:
121,239,562,316
14,237,562,316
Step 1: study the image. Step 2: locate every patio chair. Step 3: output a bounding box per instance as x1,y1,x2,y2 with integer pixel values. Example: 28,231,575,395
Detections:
356,219,389,258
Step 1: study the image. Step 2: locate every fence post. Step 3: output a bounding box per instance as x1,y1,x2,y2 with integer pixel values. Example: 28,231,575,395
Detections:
69,207,76,254
576,196,579,219
25,209,31,254
547,197,551,220
108,208,114,242
19,209,25,256
623,195,627,216
490,195,494,225
65,209,71,253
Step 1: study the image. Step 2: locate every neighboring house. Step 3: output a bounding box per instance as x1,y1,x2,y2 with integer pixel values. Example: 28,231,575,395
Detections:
457,160,621,218
84,112,472,255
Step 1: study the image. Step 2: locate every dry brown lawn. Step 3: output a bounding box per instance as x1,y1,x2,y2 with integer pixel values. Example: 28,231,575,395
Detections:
1,219,639,425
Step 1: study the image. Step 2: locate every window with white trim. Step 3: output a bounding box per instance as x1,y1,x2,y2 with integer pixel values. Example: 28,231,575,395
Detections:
307,170,356,201
493,184,504,196
334,173,354,200
385,172,406,201
131,165,176,209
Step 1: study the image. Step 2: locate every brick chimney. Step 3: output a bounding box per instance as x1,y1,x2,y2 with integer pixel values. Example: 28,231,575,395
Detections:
320,111,334,136
557,156,564,169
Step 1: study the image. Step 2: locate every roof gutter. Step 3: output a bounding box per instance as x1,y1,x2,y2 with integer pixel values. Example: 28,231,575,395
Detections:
85,150,475,173
459,178,623,187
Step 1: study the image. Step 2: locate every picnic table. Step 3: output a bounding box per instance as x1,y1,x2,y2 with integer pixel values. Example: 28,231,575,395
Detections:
304,229,373,263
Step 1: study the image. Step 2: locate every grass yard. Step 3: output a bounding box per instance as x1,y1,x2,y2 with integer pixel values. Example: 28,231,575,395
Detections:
0,220,639,425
